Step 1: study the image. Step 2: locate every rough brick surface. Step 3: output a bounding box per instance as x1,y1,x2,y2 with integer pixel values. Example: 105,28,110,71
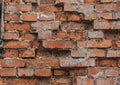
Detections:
1,0,120,85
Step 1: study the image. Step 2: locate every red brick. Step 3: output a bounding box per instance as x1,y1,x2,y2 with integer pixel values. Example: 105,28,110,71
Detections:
53,32,69,39
8,79,40,85
54,69,68,76
22,33,36,41
18,4,32,12
0,68,16,77
71,49,86,58
112,40,120,48
18,68,34,77
3,32,19,40
88,49,105,57
74,78,94,85
105,68,120,76
69,68,87,76
31,22,59,30
43,41,73,49
19,49,35,58
38,31,52,39
40,13,55,20
26,59,59,67
60,57,95,67
88,68,104,77
0,78,6,85
96,78,115,85
64,4,73,11
5,24,30,31
35,5,62,12
0,59,25,67
22,14,37,21
70,32,86,40
96,59,118,67
3,49,18,58
3,41,30,48
31,41,39,48
35,68,51,77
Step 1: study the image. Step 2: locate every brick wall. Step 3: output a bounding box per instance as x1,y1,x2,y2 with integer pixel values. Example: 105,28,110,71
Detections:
1,0,120,85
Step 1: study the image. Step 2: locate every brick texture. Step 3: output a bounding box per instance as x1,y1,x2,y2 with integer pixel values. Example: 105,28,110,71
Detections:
1,0,120,85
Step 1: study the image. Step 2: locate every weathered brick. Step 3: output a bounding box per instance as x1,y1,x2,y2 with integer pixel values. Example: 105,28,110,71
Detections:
19,49,35,58
3,49,18,58
112,40,120,48
105,68,120,76
22,33,36,41
0,59,25,67
18,4,32,12
71,49,86,57
43,41,73,49
8,79,40,85
22,14,37,21
39,13,55,20
70,32,86,40
0,78,6,85
38,31,52,39
69,68,87,76
3,41,30,48
52,32,69,39
96,78,115,85
31,22,59,30
3,32,19,40
73,78,94,85
88,68,104,78
35,5,62,12
0,68,16,77
55,13,67,21
40,0,55,4
107,50,120,57
18,68,34,77
60,57,95,67
35,68,51,77
26,59,59,67
88,31,104,39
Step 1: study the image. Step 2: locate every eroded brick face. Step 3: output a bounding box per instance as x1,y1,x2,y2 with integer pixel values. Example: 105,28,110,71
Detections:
1,0,120,85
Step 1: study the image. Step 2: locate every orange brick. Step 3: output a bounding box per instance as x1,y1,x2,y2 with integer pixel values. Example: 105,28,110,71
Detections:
0,68,16,77
70,32,86,40
55,13,66,21
3,41,30,48
22,14,37,21
43,41,73,49
35,68,51,77
5,24,30,31
0,78,6,85
101,12,113,19
40,13,55,20
53,32,69,39
22,33,36,41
